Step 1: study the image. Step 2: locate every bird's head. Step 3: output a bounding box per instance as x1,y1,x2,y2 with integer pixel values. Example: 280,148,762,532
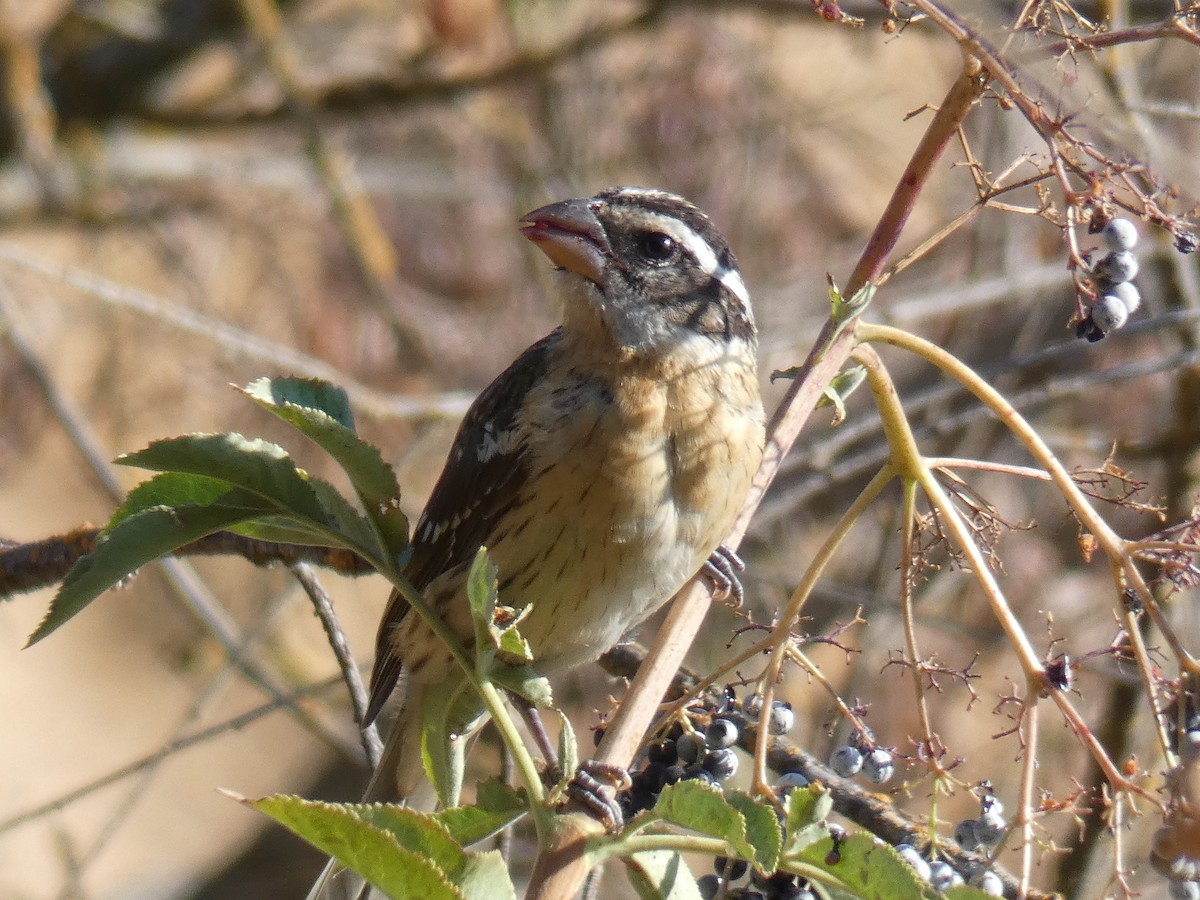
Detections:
520,187,756,368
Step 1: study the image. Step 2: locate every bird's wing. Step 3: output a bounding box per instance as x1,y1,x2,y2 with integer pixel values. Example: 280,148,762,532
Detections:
363,329,561,724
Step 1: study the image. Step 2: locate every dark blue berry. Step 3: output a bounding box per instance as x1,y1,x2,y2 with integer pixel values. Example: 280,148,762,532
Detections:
635,762,669,794
683,765,717,786
703,748,739,781
676,732,705,765
648,739,678,765
706,717,739,749
697,873,721,900
714,855,749,880
620,789,656,818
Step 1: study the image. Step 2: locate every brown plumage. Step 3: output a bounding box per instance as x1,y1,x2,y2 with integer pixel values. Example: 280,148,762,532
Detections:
310,186,764,899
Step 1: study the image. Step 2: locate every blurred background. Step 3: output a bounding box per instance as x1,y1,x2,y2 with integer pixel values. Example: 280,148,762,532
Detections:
0,1,1197,897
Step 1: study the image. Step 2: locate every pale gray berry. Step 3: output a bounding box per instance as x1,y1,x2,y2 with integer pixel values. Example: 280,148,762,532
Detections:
929,861,963,891
974,810,1007,849
863,749,895,784
1169,881,1200,900
742,692,763,717
895,844,931,881
1092,295,1128,332
1103,217,1139,251
776,771,810,794
1095,250,1139,283
705,717,739,749
954,819,980,851
829,745,864,777
768,701,795,735
976,870,1004,896
979,795,1004,817
1106,280,1141,314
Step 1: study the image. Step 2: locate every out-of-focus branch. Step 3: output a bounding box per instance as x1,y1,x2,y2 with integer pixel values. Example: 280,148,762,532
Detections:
237,0,431,366
0,527,373,600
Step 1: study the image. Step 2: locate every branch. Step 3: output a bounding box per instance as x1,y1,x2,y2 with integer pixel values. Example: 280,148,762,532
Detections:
0,527,373,599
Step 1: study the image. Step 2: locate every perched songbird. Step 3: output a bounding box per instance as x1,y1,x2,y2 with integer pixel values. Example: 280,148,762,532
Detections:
309,186,764,898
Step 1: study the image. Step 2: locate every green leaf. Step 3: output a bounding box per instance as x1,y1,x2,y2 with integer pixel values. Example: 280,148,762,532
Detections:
652,781,755,863
228,518,349,548
945,884,999,899
794,832,929,900
435,782,526,847
489,663,553,708
785,784,834,853
466,547,499,659
244,376,357,429
309,477,385,559
625,851,703,900
457,850,518,900
241,377,401,507
421,680,485,809
107,472,240,530
354,805,469,877
119,433,329,526
727,792,781,873
556,710,579,790
28,497,272,645
324,805,518,899
374,499,412,557
244,794,463,900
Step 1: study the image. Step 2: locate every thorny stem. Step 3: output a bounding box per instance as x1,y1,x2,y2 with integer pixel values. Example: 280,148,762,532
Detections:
750,465,898,799
897,477,947,778
1017,680,1041,895
852,341,1159,808
859,323,1199,677
784,645,872,743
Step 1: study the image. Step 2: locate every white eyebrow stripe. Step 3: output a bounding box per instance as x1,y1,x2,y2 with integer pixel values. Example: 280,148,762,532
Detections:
718,267,751,308
639,211,721,275
637,209,752,308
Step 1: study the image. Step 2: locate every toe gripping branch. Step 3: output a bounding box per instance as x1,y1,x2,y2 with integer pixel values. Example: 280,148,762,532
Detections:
564,759,633,832
703,543,746,607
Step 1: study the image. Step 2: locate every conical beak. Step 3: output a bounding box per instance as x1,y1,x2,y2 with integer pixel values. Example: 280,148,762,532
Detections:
519,198,609,284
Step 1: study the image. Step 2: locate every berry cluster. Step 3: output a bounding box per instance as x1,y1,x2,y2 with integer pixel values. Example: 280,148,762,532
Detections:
610,688,811,818
1077,217,1143,342
953,793,1007,854
604,685,914,896
894,841,1004,896
698,860,817,900
827,734,895,785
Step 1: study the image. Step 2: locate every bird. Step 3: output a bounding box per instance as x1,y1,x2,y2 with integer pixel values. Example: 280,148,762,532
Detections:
309,186,764,898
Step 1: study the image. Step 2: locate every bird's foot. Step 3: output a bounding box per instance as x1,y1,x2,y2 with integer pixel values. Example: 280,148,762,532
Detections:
564,759,632,832
703,543,746,607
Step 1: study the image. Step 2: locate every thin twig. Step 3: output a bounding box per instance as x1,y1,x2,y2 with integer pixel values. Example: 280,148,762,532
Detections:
0,675,348,837
290,561,383,765
0,241,474,422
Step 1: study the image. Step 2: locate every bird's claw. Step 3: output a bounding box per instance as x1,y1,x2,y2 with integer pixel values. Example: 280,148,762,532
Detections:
564,759,632,832
703,543,746,607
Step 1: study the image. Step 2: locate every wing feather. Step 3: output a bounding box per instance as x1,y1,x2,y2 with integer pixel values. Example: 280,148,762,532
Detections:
363,330,561,724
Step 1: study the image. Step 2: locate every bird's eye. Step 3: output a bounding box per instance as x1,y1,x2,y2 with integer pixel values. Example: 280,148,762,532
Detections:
636,231,676,264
